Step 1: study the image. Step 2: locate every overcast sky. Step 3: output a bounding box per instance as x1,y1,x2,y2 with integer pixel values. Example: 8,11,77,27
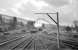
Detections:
0,0,78,25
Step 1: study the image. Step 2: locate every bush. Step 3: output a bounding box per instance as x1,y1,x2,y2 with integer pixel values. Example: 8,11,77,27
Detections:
65,26,72,32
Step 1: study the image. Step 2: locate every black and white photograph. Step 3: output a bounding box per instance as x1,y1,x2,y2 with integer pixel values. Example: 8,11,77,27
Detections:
0,0,78,50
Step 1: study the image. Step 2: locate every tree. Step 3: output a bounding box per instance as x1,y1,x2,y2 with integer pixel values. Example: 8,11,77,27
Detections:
65,26,72,32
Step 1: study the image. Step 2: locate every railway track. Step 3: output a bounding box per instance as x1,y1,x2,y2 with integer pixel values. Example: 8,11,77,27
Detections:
0,36,25,46
61,40,78,50
10,36,33,50
0,31,75,50
0,34,36,50
0,32,27,43
0,33,56,50
33,39,46,50
0,35,28,50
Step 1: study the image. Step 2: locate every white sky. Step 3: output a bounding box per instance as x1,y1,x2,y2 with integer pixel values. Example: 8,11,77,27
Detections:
0,0,78,25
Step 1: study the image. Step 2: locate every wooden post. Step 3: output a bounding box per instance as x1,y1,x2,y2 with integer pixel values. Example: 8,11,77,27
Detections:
57,12,60,48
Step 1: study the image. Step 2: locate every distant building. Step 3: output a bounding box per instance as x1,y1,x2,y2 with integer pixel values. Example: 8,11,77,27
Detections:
74,20,78,26
0,14,3,24
26,21,35,30
73,20,78,32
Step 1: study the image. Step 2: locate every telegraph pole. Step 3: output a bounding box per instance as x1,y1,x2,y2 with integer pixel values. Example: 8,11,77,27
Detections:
56,12,60,48
35,12,60,48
